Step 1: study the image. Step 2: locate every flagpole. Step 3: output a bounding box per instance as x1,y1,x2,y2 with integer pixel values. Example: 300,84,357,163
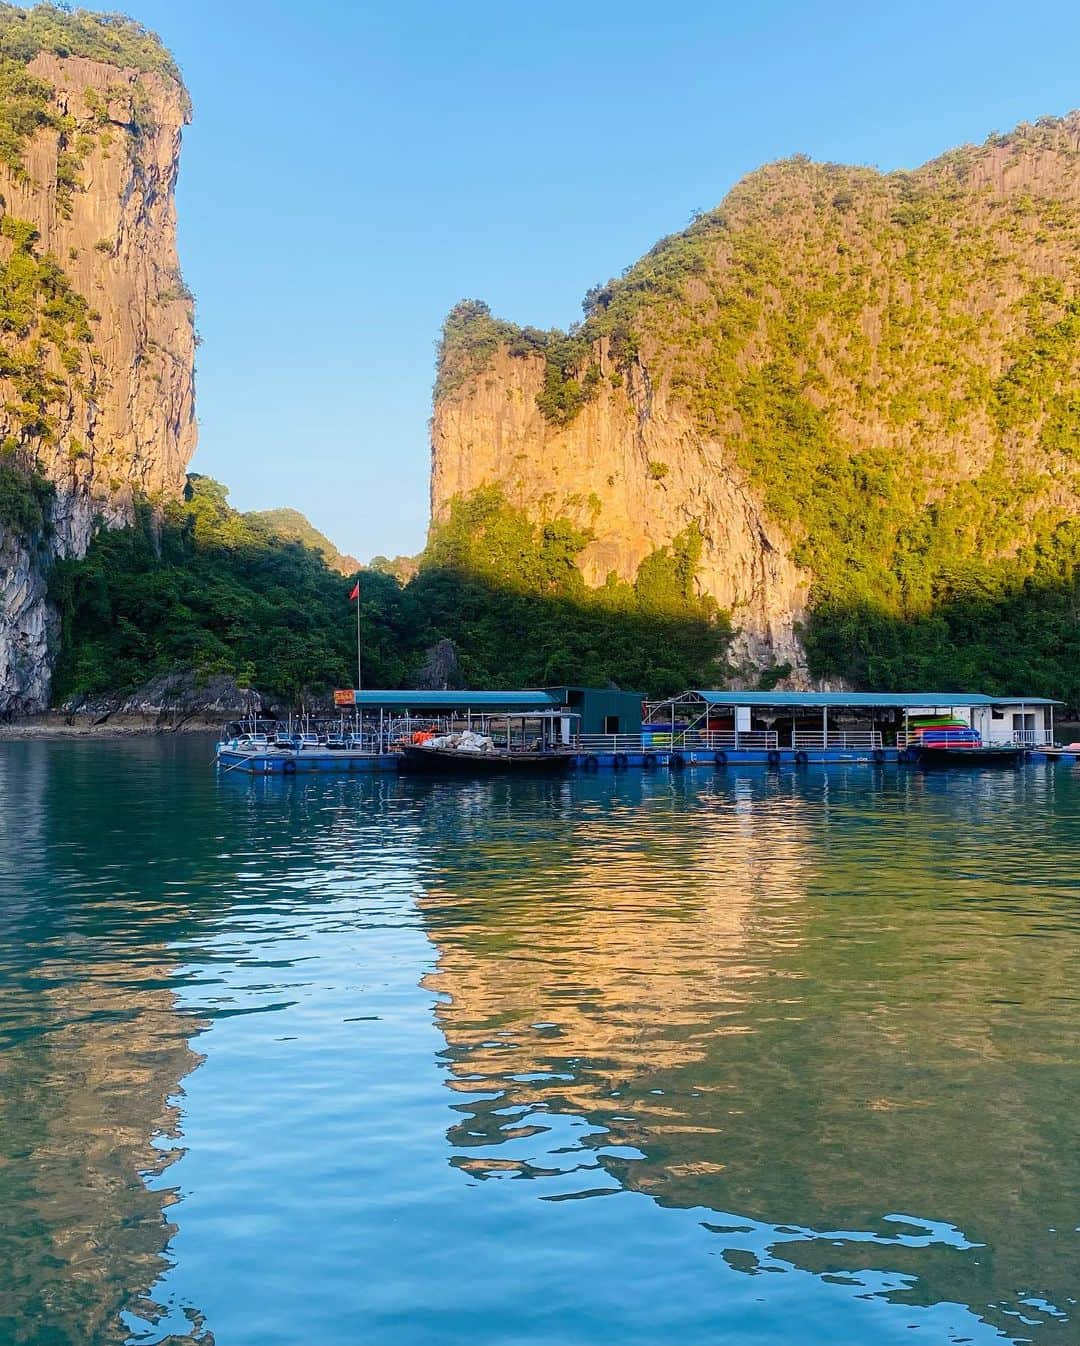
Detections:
360,573,368,694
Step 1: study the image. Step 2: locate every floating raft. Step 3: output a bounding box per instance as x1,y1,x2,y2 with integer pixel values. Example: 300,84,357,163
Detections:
217,745,398,775
216,740,1078,777
215,745,1080,776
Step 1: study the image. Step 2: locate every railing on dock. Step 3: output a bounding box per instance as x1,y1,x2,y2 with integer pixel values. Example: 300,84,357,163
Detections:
791,730,883,750
691,730,778,751
577,733,652,752
577,729,779,752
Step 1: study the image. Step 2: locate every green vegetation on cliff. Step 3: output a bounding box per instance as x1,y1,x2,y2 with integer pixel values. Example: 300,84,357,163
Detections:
249,507,361,576
418,487,728,689
0,209,95,528
0,4,182,83
50,479,729,703
0,443,51,536
0,4,186,179
435,116,1080,700
0,215,94,431
50,477,412,700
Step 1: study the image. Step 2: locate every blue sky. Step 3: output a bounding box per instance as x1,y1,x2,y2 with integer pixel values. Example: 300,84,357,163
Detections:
63,0,1080,559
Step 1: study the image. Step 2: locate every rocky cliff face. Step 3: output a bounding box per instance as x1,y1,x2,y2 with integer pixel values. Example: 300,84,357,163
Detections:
432,114,1080,682
0,17,194,712
432,343,806,671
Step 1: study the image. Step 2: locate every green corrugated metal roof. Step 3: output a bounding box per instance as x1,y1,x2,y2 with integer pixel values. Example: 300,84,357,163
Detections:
684,691,1063,708
341,690,561,710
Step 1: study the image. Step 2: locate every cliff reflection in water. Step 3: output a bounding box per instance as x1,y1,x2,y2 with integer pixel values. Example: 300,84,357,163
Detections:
420,768,1080,1344
0,741,210,1346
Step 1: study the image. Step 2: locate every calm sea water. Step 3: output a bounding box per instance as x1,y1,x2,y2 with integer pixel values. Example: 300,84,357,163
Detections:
1,738,1078,1346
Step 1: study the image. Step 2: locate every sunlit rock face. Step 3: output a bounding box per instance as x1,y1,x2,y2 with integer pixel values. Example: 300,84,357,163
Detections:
431,343,808,675
0,42,195,712
432,115,1080,681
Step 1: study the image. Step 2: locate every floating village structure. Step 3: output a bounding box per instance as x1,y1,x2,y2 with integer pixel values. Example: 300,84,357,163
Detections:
217,689,575,775
643,691,1062,762
216,686,1069,775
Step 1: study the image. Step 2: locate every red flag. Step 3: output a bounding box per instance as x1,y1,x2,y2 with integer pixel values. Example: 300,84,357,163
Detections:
349,581,360,601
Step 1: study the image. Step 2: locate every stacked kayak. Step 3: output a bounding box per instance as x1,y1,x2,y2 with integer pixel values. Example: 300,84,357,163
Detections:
909,715,982,749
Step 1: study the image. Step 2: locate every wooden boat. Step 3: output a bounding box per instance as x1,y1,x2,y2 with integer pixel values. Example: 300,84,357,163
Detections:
401,744,574,774
914,744,1024,767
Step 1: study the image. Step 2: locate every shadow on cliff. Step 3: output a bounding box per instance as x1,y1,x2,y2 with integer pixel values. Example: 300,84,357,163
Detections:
405,564,731,695
48,476,1077,709
804,576,1080,710
47,478,733,706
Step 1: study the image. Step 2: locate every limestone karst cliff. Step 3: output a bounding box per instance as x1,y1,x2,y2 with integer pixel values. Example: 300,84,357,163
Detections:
433,342,805,673
432,115,1080,684
0,6,194,712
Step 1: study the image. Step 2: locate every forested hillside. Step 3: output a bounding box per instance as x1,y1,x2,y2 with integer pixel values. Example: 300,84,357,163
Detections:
247,508,361,575
37,110,1080,711
50,477,727,702
432,114,1080,695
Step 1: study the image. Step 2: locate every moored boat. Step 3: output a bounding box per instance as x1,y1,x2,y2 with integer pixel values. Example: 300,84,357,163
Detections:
401,744,574,774
913,744,1024,767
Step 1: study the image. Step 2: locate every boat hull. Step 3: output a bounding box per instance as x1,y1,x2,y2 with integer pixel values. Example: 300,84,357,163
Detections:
401,746,574,774
915,745,1025,767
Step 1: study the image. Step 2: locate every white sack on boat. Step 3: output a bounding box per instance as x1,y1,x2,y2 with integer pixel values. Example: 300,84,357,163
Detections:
424,732,495,753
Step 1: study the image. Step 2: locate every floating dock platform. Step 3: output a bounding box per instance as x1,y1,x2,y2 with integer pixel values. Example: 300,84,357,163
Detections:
217,743,1080,777
572,746,900,768
217,746,399,775
217,686,1072,777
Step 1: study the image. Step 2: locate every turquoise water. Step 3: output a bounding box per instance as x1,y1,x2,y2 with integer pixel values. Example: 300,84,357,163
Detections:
1,739,1078,1345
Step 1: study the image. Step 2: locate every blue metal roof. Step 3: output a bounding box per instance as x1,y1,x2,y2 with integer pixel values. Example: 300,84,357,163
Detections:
986,696,1066,706
339,690,560,710
684,691,1063,708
